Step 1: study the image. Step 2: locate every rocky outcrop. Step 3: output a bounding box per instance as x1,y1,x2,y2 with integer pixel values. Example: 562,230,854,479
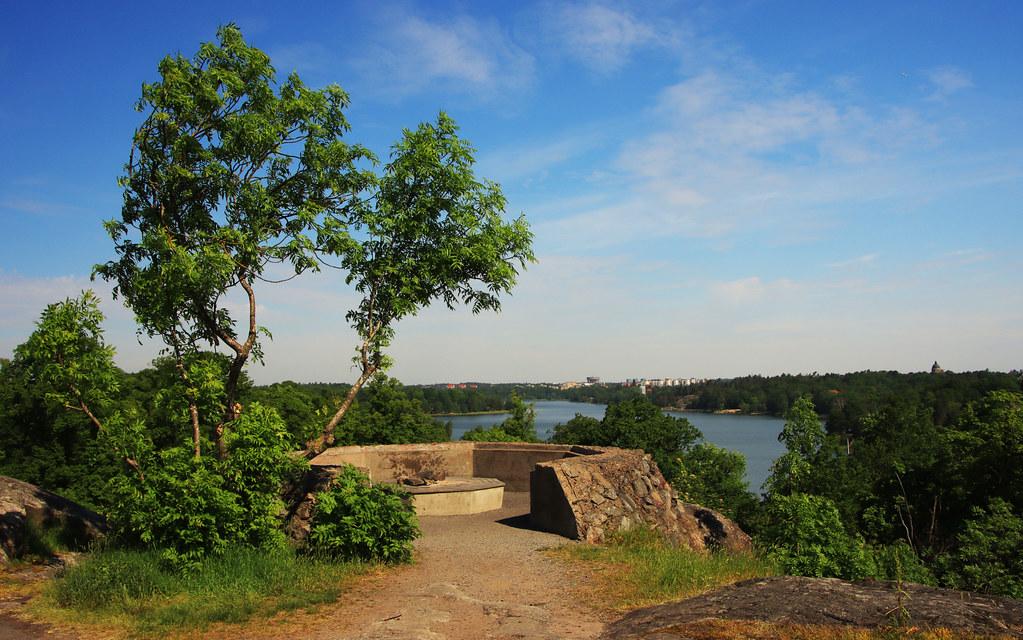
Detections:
601,576,1023,638
282,465,341,545
0,476,106,562
530,448,751,552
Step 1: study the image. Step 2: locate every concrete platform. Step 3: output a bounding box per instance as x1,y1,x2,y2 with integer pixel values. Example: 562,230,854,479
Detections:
398,476,505,516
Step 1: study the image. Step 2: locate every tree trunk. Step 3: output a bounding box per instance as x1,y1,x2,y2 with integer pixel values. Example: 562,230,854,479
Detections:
306,366,376,457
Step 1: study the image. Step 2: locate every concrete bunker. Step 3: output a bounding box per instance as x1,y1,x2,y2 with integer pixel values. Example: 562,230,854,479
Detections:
310,441,751,552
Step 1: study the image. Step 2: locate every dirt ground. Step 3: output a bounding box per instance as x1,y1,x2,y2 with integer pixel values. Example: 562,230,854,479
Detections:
0,491,608,640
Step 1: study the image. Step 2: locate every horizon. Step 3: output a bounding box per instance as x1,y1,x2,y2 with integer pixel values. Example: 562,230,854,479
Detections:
2,2,1021,385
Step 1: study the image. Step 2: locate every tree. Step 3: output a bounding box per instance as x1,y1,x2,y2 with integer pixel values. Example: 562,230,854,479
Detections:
309,113,534,453
766,395,824,496
551,397,702,481
10,291,143,487
95,24,373,458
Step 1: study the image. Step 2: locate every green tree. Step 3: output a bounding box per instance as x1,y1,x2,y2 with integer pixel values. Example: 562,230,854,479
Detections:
311,113,534,453
765,395,824,496
95,24,373,458
761,493,874,580
938,498,1023,598
9,292,143,490
497,392,536,441
674,443,757,522
551,397,702,482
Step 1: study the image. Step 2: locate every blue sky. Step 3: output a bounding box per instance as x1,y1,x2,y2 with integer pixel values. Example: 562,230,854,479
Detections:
2,1,1021,383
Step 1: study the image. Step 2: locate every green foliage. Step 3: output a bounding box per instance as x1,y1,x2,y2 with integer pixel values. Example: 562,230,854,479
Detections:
460,425,523,442
315,111,536,441
760,493,874,580
871,540,935,585
674,443,757,522
552,397,703,481
333,376,449,445
94,24,375,452
308,465,419,564
0,292,126,509
498,392,537,441
13,290,119,421
460,393,537,442
50,547,365,634
938,498,1023,598
765,396,824,496
104,403,297,570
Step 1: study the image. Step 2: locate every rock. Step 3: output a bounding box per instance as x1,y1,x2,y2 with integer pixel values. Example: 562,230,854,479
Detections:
530,449,751,553
601,576,1023,639
282,465,342,544
0,476,106,563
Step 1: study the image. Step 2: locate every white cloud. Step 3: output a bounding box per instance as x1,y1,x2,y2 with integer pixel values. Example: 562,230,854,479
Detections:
549,3,668,73
353,14,534,100
925,66,973,101
828,253,878,269
710,277,801,305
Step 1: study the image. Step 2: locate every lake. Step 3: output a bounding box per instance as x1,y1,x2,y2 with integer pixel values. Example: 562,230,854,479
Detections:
440,400,785,492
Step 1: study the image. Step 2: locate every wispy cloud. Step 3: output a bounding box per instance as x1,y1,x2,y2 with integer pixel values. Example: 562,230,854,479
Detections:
352,13,534,100
546,3,675,73
925,66,973,101
0,197,83,216
828,253,878,269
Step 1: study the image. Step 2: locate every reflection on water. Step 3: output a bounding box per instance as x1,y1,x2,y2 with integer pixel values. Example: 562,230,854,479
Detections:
440,400,785,491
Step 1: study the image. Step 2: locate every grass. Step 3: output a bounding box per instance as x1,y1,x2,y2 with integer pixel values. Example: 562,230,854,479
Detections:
549,526,779,609
38,546,370,636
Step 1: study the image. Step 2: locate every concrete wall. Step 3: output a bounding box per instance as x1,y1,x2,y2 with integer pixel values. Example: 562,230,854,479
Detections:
311,442,473,482
472,443,576,491
310,441,750,552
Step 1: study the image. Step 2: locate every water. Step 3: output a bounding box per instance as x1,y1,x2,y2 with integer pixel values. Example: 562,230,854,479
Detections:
440,400,785,492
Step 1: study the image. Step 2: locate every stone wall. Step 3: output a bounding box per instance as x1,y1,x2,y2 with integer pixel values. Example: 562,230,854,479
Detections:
529,448,751,553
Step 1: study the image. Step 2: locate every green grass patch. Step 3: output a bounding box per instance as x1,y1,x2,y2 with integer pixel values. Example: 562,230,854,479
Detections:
552,526,779,609
43,546,369,635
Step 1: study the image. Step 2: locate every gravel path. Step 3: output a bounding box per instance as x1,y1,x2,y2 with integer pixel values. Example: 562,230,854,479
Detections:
302,491,606,640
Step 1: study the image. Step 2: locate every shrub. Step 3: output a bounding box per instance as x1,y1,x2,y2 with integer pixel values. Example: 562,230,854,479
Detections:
938,498,1023,598
104,404,298,570
760,493,874,580
308,465,419,563
870,540,935,585
460,425,524,442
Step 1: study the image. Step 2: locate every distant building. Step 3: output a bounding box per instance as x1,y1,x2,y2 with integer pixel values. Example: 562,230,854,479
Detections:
931,361,945,374
586,376,600,384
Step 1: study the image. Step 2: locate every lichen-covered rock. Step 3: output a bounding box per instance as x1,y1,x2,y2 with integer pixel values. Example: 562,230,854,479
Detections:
530,449,751,552
0,476,106,562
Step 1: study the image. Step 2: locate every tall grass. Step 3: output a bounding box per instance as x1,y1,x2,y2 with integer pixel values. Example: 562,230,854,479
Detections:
552,526,778,608
46,546,367,634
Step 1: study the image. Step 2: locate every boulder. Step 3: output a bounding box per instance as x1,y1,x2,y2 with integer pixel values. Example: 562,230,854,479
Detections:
0,476,106,562
530,448,751,552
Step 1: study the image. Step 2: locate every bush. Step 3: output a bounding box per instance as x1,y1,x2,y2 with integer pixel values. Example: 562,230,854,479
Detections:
870,540,935,585
104,404,298,570
461,425,525,442
938,498,1023,598
760,493,874,580
308,465,419,563
674,442,758,522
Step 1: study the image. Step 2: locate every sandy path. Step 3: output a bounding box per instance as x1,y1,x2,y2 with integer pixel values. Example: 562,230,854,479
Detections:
304,491,605,640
